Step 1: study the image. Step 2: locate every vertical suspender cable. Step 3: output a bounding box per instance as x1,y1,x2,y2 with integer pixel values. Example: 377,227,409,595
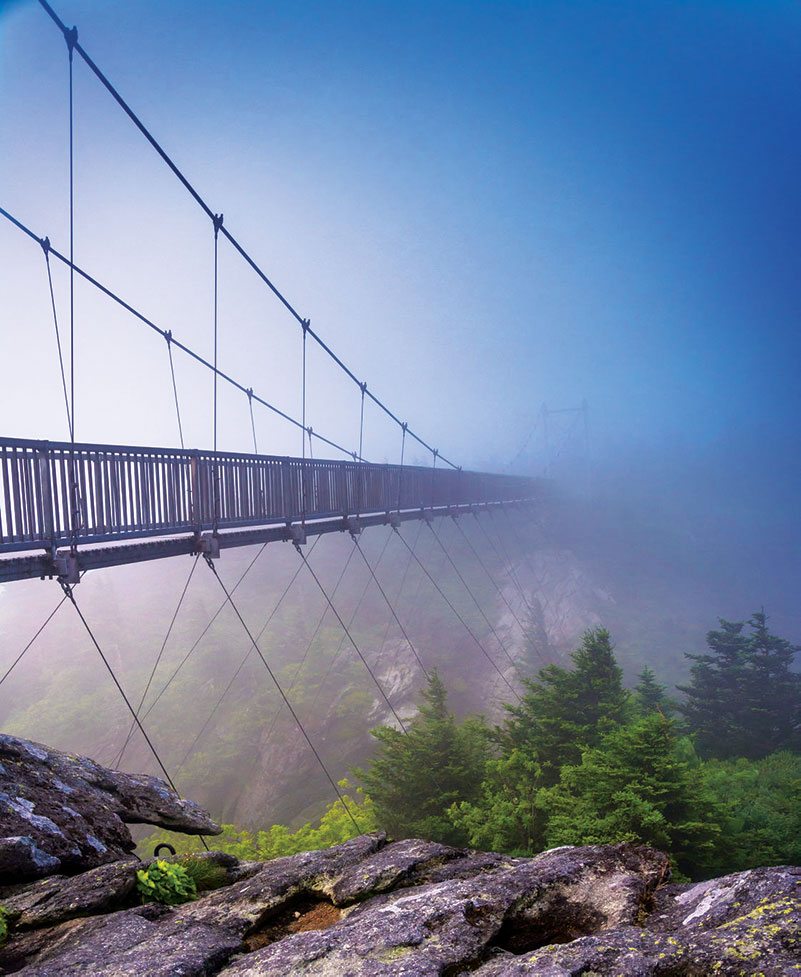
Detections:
247,388,258,455
212,213,223,534
301,319,309,522
41,238,73,439
165,331,184,449
357,382,366,515
397,422,407,511
64,24,79,552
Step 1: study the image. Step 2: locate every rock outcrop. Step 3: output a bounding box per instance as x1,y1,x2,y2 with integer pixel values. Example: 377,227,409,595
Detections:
1,834,798,975
0,734,221,882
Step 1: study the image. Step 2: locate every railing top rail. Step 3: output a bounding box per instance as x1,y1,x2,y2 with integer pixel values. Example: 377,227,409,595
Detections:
0,436,539,485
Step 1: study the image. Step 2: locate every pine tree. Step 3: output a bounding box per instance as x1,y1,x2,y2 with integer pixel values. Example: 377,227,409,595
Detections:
450,628,631,854
356,671,489,846
678,613,801,759
635,665,671,716
503,626,631,784
542,714,720,879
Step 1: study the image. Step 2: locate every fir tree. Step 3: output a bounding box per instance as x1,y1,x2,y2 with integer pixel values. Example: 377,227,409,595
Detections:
356,670,489,846
450,628,631,853
678,613,801,759
542,714,720,879
635,665,671,716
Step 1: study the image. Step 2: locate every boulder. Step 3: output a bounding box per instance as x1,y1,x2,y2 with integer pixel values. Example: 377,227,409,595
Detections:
0,734,220,882
0,835,798,975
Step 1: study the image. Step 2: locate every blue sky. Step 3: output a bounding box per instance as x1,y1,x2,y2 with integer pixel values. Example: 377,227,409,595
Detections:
1,0,800,472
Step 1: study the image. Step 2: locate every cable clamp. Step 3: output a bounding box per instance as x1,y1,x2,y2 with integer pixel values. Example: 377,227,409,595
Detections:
63,25,78,55
401,421,408,433
347,515,362,537
288,524,306,546
360,381,367,395
164,329,172,345
212,213,224,236
247,386,253,400
39,236,51,256
301,318,310,334
307,425,313,437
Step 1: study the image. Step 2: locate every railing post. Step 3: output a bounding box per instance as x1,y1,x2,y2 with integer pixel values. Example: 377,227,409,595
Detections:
189,451,201,535
37,443,56,555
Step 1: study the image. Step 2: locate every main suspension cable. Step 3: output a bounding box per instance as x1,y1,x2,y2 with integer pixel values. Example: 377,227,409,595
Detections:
203,556,362,834
392,523,521,703
0,206,353,460
34,0,459,471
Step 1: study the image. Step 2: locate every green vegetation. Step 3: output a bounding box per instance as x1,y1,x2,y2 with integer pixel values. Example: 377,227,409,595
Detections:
127,611,801,884
368,615,801,881
355,670,490,846
0,907,9,947
136,860,197,905
138,780,375,861
178,855,229,892
678,613,801,760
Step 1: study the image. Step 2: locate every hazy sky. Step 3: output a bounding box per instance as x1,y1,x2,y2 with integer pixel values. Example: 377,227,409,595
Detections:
1,0,800,473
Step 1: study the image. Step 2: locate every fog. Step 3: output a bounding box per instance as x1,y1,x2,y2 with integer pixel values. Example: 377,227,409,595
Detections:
0,1,799,821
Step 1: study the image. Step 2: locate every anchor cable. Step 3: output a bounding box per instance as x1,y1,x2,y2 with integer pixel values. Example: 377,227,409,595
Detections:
203,556,362,834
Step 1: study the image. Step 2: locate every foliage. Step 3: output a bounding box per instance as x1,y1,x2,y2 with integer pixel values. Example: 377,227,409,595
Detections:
542,714,720,879
449,748,543,855
700,751,801,876
451,628,630,853
356,670,490,846
136,860,197,905
678,613,801,759
137,781,374,862
254,782,376,858
634,665,676,717
0,907,8,947
503,627,631,783
178,856,230,891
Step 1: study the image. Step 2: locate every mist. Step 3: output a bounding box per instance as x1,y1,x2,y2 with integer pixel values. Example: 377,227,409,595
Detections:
1,0,799,836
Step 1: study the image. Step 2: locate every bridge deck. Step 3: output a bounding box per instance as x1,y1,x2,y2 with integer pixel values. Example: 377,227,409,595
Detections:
0,437,538,583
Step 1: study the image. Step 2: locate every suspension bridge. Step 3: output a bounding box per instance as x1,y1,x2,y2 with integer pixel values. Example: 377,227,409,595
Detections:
0,0,543,834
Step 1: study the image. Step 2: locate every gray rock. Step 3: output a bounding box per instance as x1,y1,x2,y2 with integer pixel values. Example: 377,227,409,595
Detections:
0,733,221,881
0,835,799,977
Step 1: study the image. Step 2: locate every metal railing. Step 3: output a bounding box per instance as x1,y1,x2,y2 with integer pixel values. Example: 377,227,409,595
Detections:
0,437,537,554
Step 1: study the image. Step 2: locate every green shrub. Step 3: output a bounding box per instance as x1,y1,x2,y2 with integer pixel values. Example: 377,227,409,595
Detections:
136,860,197,905
0,906,8,946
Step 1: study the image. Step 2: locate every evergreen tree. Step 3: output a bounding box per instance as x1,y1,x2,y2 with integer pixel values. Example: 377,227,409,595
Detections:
450,628,631,853
356,671,490,846
635,665,673,716
542,714,720,879
700,751,801,877
678,613,801,759
503,627,631,784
